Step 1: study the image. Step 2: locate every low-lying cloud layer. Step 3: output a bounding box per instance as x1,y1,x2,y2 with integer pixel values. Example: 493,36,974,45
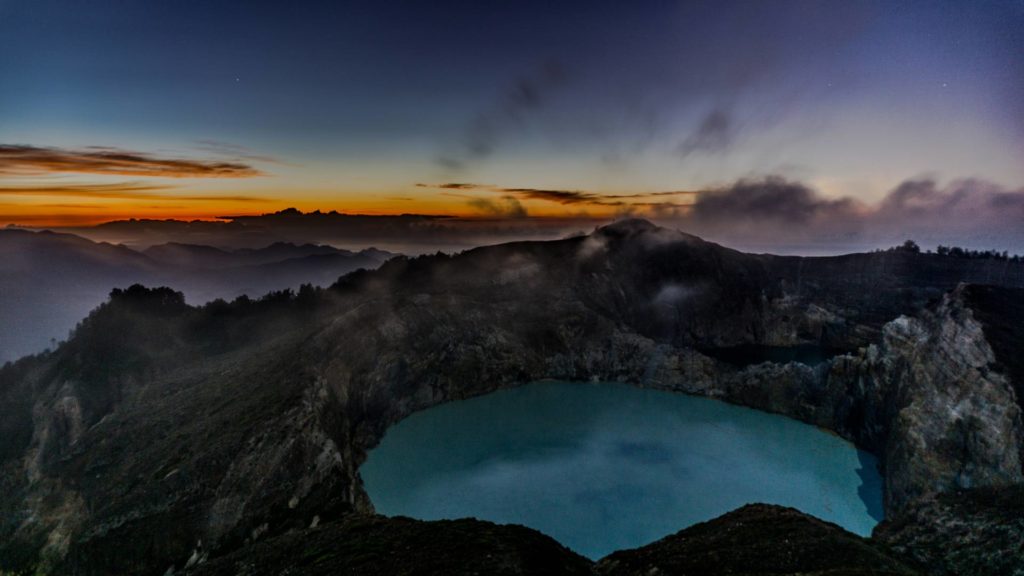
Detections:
420,176,1024,253
22,175,1024,256
0,145,265,178
675,177,1024,252
468,196,528,219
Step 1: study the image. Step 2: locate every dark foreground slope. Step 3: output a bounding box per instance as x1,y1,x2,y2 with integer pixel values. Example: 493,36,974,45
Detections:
191,516,593,576
595,504,920,576
1,220,1022,575
187,507,920,576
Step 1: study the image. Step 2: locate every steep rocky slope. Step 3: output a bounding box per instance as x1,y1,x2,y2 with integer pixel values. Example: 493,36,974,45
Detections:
832,286,1023,512
1,220,1022,574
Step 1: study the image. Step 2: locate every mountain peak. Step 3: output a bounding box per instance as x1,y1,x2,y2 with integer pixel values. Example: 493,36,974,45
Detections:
597,218,659,237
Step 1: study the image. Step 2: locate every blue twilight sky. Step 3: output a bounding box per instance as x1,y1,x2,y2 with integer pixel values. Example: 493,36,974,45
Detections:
0,0,1022,231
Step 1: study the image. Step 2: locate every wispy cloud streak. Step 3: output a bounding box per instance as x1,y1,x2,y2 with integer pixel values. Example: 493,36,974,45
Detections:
417,182,698,208
0,181,268,202
0,145,265,178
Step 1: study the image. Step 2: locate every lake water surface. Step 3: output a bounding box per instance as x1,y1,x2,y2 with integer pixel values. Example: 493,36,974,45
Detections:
360,381,883,560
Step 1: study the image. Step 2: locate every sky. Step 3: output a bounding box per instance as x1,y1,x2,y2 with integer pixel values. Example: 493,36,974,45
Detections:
1,0,1023,249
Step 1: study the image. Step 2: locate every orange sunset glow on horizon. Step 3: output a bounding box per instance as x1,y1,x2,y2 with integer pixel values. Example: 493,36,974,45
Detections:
0,144,702,227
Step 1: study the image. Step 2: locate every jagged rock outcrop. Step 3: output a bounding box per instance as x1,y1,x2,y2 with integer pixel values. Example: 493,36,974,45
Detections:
835,287,1024,512
1,221,1022,574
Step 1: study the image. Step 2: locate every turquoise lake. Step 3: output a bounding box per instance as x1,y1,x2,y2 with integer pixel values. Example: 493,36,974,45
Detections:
360,381,884,560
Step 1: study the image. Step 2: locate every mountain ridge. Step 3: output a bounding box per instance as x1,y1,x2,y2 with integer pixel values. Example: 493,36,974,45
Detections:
0,229,394,362
1,220,1022,574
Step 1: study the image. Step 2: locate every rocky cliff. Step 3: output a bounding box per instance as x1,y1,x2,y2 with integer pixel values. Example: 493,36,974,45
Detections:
1,220,1022,574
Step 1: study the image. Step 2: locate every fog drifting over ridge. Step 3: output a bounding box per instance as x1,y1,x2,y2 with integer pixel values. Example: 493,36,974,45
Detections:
669,176,1024,254
41,175,1024,256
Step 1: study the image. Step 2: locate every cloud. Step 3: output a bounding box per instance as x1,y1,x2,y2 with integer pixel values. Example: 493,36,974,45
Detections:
689,177,861,225
664,177,865,247
191,140,283,164
468,196,528,219
669,176,1024,251
502,188,612,206
677,108,734,158
606,191,699,199
0,145,265,178
0,182,269,202
0,182,170,198
415,182,484,190
871,178,1024,234
415,177,1024,251
437,61,568,170
25,177,1024,254
653,283,699,307
418,182,699,208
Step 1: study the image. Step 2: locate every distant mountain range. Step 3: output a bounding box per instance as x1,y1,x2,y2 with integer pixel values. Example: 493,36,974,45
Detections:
0,229,393,362
49,209,590,254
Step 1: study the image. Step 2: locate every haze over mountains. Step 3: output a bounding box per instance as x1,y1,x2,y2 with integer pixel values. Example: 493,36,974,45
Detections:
6,201,1024,364
0,228,392,362
3,1,1023,573
52,210,588,254
2,219,1023,575
26,175,1024,257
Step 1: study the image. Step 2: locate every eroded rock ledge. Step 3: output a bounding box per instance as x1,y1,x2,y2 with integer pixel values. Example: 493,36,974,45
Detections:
1,222,1022,575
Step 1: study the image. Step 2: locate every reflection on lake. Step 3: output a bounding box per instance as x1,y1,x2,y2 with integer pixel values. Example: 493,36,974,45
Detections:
361,381,883,560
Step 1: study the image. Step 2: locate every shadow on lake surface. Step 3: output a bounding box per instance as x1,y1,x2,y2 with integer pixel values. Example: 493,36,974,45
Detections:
857,449,886,523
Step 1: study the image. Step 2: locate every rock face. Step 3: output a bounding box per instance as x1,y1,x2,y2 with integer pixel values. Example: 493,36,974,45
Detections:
1,221,1023,575
594,504,921,576
842,288,1023,512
